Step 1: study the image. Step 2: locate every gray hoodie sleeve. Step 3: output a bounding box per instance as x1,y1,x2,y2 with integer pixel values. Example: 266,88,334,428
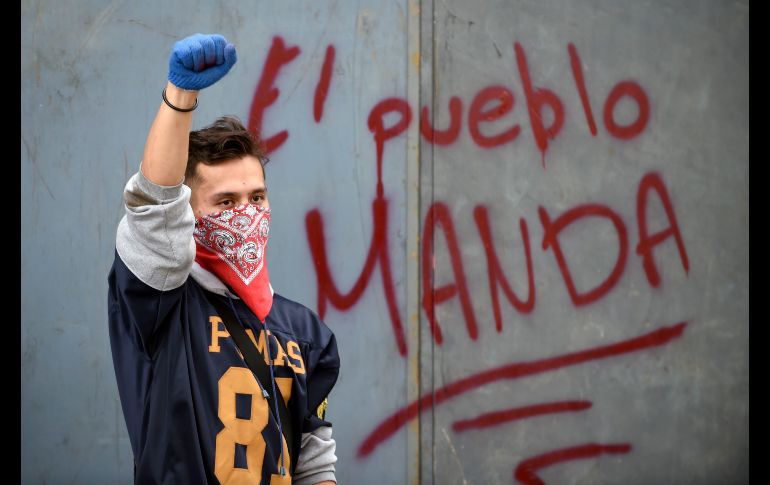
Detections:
293,426,337,485
115,165,196,291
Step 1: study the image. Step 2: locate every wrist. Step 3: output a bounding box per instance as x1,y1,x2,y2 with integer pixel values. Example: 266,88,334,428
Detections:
164,82,198,110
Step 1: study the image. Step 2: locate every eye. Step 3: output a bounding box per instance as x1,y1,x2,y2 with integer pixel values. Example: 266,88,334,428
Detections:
251,194,264,203
219,200,233,206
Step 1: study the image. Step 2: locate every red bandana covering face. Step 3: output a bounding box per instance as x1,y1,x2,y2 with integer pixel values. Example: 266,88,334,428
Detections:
193,203,273,322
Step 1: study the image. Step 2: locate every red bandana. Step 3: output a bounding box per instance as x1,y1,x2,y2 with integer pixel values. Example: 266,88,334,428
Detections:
193,203,273,322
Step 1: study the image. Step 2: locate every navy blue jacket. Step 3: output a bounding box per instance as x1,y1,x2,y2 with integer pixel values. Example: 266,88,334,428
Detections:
108,169,339,484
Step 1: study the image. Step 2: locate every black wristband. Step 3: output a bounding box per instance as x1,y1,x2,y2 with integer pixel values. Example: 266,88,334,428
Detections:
162,87,198,112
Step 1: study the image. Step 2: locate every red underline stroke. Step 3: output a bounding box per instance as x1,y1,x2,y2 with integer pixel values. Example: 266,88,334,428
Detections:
357,321,687,457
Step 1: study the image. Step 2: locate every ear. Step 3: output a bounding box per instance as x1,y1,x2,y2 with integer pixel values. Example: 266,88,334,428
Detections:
188,189,202,219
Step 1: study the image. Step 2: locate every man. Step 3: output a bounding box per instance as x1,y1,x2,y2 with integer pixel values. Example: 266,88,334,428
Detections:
108,33,339,484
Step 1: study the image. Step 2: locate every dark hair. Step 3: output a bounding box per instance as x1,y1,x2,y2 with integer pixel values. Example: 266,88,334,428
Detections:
186,115,269,184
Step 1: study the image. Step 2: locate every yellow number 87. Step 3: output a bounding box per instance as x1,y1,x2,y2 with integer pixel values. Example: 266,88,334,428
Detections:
215,367,292,484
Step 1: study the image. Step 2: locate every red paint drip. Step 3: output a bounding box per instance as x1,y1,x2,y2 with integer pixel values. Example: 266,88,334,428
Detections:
514,442,632,485
368,98,412,198
452,400,592,432
514,42,565,169
303,98,413,356
313,45,336,123
356,321,686,458
568,43,598,137
305,198,407,356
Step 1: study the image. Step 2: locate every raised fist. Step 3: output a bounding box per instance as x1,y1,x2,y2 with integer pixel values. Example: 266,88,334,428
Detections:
167,33,237,91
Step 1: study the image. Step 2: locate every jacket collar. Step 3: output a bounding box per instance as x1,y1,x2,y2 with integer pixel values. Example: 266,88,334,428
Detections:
190,261,274,298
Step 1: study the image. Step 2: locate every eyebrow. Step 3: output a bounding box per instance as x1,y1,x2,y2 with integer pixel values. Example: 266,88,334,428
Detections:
210,187,267,200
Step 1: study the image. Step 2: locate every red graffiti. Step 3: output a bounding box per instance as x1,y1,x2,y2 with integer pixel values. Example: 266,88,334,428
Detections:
420,96,462,145
468,86,521,148
307,155,686,352
305,199,406,356
514,42,565,168
514,443,632,485
304,98,411,356
406,41,652,164
474,206,535,333
245,34,688,482
538,203,629,307
313,45,336,123
357,321,687,458
422,202,480,344
245,37,674,356
422,170,685,345
248,36,301,154
568,42,598,137
453,400,592,432
368,98,412,197
636,172,690,286
250,39,652,159
412,42,652,162
603,81,650,140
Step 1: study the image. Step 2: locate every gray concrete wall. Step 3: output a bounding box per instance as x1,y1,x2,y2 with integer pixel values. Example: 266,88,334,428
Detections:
21,0,748,483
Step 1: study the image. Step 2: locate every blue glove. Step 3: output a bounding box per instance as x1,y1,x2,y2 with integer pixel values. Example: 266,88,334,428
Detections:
168,33,237,91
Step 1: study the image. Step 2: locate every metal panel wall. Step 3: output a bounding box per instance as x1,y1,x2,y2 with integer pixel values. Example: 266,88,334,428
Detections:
418,1,748,483
21,0,747,483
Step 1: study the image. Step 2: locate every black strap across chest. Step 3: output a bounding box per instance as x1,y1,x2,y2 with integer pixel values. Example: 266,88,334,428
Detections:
209,295,299,474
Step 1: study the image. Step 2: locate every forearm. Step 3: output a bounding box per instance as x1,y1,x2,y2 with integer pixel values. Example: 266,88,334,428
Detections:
140,82,199,186
293,426,337,485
